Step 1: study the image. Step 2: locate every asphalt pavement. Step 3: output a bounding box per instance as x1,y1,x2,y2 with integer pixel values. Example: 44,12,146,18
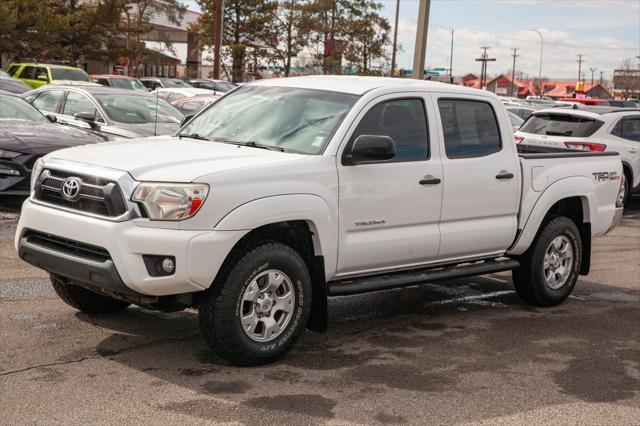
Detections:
1,195,639,425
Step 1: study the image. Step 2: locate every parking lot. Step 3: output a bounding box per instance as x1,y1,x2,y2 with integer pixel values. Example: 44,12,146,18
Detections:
1,196,639,424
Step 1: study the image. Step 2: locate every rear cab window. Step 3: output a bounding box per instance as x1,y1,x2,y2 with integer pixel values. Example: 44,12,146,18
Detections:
438,99,501,158
520,113,604,137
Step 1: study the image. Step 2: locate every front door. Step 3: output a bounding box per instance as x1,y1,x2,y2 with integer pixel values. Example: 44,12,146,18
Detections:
336,94,443,276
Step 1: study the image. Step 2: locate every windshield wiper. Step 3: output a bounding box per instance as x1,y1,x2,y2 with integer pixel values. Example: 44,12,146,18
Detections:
178,133,210,141
280,114,339,140
212,137,285,152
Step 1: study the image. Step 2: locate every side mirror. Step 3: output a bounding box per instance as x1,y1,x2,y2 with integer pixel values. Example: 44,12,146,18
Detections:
37,74,48,82
180,114,194,128
45,114,57,123
74,112,99,128
346,135,396,165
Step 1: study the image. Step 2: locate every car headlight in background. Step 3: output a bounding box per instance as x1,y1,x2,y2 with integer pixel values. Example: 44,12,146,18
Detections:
30,157,44,191
0,149,22,159
132,183,209,220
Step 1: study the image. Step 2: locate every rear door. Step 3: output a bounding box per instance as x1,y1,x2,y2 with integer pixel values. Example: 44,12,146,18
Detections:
433,94,519,259
611,115,640,187
336,94,443,276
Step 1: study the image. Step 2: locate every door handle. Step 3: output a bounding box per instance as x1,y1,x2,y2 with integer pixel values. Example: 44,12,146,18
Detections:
496,171,514,180
419,175,441,185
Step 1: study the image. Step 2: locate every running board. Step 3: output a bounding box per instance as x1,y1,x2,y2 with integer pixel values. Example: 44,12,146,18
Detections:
327,259,520,297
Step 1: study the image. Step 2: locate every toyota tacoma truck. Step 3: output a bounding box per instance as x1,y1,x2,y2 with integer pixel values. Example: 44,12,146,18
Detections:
15,77,625,365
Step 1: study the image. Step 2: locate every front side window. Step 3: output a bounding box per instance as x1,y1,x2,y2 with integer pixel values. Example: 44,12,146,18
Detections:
179,85,357,154
63,92,98,117
438,99,501,158
35,67,49,81
32,90,64,112
348,98,429,162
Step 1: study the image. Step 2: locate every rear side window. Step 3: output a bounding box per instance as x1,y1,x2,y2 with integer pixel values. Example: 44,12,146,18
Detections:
350,98,429,162
438,99,502,158
19,66,37,79
32,90,64,112
619,117,640,142
520,113,604,137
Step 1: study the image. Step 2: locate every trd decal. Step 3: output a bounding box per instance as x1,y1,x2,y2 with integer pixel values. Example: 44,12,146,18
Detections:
592,171,619,183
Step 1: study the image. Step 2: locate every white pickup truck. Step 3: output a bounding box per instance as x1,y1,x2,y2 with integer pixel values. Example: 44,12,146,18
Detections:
16,77,625,365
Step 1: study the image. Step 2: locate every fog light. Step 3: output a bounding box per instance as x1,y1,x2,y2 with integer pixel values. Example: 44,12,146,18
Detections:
161,257,175,274
0,168,20,176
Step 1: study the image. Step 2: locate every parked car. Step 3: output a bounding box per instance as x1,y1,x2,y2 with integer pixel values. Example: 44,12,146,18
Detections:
558,97,608,106
506,105,540,121
91,74,147,91
515,106,640,202
607,100,639,109
0,69,32,94
0,92,104,195
171,95,221,114
508,110,525,131
15,76,624,366
22,86,184,139
149,87,217,104
139,77,192,91
7,63,91,88
185,79,237,93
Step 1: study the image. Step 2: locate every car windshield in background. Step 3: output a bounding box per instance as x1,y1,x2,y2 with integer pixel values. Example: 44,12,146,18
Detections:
179,85,357,154
162,79,191,88
215,82,236,92
519,113,604,137
94,94,183,124
50,68,90,81
0,95,46,122
110,78,146,91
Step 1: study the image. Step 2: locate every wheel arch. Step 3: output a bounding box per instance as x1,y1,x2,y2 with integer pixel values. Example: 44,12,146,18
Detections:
621,161,634,189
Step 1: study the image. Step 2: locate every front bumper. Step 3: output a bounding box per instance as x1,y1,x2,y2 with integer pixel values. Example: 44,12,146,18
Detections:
15,199,247,296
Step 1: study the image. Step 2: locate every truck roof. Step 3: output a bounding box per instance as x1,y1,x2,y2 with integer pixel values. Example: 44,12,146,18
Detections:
249,75,487,96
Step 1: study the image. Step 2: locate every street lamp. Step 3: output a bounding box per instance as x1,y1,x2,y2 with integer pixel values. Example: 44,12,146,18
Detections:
530,29,543,97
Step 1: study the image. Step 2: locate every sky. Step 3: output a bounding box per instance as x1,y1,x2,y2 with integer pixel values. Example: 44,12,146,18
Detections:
183,0,640,80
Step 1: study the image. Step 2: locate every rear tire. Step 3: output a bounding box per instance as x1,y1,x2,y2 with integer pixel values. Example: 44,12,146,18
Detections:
198,241,312,366
512,216,582,307
50,274,130,314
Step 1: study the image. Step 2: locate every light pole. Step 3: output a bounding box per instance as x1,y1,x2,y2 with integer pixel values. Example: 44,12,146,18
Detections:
590,67,597,88
530,29,543,97
412,0,431,80
391,0,400,77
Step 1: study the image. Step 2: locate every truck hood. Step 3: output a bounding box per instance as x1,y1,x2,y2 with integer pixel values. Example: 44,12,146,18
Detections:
46,136,309,181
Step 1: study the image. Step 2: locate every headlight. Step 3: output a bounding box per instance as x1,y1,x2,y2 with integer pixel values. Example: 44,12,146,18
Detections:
30,157,44,191
0,149,22,159
132,182,209,220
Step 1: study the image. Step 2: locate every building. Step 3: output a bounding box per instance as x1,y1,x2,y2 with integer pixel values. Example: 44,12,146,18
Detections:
483,74,611,100
613,69,640,99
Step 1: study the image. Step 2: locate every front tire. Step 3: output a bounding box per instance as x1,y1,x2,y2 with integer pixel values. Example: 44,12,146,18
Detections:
198,241,312,366
50,274,130,314
512,216,582,307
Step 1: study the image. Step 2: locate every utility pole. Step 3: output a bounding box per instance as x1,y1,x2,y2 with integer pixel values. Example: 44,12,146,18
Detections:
530,29,543,97
212,0,224,79
449,29,454,84
510,48,519,97
475,46,495,89
599,70,604,86
412,0,431,80
576,54,584,82
391,0,400,77
589,67,597,89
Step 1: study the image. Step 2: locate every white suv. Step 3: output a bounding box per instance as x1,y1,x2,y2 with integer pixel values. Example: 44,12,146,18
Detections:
515,106,640,201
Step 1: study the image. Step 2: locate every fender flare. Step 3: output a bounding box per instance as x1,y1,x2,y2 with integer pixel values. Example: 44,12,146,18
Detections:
214,194,338,277
508,176,593,256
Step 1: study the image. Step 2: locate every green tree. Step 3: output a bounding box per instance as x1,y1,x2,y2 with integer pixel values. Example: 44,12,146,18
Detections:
270,0,307,77
341,0,390,74
195,0,278,82
0,0,55,63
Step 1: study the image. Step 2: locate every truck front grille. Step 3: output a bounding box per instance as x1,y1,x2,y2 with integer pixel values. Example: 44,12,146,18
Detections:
25,230,111,262
35,170,127,218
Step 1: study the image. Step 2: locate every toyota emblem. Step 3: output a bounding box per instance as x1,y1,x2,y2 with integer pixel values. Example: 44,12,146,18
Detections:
61,177,81,200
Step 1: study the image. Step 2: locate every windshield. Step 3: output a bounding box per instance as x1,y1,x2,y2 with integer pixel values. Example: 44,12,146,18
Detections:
162,79,192,88
0,95,46,122
520,113,604,137
179,85,357,154
51,68,90,81
95,94,183,124
110,78,147,91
